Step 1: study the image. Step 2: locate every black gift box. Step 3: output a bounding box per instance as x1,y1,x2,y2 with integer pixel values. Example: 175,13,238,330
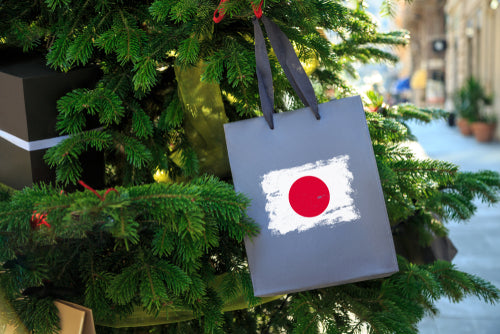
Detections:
0,51,102,189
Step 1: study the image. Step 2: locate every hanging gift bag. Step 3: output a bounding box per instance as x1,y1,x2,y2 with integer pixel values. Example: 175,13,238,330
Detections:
224,97,398,297
223,9,398,297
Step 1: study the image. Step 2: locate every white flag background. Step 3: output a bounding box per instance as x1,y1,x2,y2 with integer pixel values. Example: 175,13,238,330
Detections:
261,155,360,235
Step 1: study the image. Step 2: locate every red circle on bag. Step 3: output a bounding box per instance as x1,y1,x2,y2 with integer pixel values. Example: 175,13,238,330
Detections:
288,176,330,217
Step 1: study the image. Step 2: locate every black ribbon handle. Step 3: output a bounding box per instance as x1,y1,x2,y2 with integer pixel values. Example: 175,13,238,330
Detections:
253,15,320,129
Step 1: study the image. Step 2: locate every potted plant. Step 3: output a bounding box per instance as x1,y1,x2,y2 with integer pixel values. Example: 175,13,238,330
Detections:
471,103,497,142
453,80,474,135
453,77,494,139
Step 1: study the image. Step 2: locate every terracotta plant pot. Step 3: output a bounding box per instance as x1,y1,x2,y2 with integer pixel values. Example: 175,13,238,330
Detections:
456,118,473,136
471,122,497,142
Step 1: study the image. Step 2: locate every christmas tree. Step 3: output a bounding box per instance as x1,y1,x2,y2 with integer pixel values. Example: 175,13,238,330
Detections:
1,0,499,333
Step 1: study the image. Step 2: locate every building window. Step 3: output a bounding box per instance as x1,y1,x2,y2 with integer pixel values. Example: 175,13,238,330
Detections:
476,27,481,77
454,39,458,91
467,37,473,78
466,20,474,78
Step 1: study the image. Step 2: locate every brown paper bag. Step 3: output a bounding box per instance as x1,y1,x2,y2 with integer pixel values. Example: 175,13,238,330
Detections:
54,300,96,334
4,300,95,334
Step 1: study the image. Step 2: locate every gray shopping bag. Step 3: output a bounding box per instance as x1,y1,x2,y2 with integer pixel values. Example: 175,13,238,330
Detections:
224,96,398,297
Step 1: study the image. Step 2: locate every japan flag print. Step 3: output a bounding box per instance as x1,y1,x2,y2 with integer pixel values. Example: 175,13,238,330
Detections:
261,155,360,235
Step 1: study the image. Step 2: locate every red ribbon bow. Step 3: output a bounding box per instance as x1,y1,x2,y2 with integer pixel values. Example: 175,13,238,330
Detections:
78,180,118,201
213,0,263,23
29,183,117,230
30,212,50,229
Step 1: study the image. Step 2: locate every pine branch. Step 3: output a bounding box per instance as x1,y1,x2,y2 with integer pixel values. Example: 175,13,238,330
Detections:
380,0,398,18
2,1,500,333
132,56,158,92
67,26,94,66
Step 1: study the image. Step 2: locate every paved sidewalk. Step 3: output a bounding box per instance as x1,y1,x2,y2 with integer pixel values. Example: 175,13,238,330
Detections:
411,120,500,334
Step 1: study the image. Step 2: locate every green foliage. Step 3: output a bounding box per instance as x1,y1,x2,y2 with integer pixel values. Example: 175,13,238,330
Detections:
1,1,499,333
0,182,15,202
15,297,60,334
380,0,398,17
2,94,500,333
222,257,499,334
1,0,409,186
0,177,259,331
380,0,414,17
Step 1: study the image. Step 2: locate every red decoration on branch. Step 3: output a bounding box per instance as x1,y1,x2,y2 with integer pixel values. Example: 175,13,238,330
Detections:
213,0,229,23
78,180,118,201
252,0,263,19
213,0,264,23
29,190,67,230
30,212,51,229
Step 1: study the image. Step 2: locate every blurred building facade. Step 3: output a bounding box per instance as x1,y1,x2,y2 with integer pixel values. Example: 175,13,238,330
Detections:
445,0,500,139
397,0,447,107
397,0,500,139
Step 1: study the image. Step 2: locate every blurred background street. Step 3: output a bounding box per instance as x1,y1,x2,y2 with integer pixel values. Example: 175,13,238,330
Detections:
410,120,500,334
361,1,500,328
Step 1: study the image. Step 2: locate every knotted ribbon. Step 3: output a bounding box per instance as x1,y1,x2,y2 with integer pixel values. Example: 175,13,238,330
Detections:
253,15,319,129
213,0,263,23
30,212,50,229
78,180,118,201
213,0,319,129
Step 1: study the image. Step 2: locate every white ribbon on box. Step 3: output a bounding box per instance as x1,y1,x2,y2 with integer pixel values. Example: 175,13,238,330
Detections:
0,127,103,151
0,129,69,151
